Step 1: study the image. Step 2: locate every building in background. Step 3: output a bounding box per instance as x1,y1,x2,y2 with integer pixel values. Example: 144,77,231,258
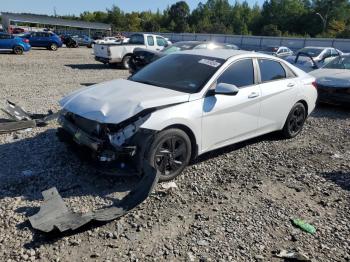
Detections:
1,12,111,37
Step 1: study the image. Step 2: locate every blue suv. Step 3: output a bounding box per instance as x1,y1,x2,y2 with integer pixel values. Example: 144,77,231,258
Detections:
0,32,31,55
21,31,63,51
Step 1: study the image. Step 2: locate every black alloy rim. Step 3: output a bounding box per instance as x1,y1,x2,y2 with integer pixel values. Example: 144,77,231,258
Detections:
154,136,187,176
289,106,305,135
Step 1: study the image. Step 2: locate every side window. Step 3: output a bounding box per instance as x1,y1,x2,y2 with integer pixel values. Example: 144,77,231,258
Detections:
0,34,11,39
147,36,154,46
129,34,144,45
156,37,166,47
217,59,255,88
258,59,286,82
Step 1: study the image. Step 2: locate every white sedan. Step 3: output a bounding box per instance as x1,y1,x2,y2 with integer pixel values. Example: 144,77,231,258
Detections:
59,50,317,181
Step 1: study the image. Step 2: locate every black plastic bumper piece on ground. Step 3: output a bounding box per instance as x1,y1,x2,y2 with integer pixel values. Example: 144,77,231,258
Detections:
0,100,58,134
28,161,159,233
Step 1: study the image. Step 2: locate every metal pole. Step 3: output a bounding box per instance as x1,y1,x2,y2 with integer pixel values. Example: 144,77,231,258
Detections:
316,13,326,33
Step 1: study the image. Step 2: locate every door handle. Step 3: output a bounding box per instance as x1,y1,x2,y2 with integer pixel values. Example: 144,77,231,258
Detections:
287,83,295,87
248,92,259,99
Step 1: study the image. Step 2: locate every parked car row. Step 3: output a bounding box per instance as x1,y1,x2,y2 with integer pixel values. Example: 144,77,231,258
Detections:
0,31,97,54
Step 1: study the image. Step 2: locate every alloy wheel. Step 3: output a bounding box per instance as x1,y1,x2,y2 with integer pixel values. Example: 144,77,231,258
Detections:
154,136,188,177
288,105,305,136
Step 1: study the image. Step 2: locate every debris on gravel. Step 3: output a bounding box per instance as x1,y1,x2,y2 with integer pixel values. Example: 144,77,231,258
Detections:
0,48,349,261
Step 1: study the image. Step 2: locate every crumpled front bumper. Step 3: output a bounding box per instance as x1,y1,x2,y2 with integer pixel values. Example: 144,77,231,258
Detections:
57,114,136,165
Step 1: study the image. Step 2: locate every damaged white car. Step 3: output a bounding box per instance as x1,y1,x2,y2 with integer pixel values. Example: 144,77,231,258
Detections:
58,50,317,181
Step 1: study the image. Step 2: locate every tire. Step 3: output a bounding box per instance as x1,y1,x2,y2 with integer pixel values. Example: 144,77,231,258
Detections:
122,55,132,69
49,43,58,51
13,46,24,55
146,129,192,182
282,102,307,138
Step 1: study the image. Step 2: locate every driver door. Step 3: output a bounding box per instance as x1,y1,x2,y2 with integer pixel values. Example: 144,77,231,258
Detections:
201,59,261,152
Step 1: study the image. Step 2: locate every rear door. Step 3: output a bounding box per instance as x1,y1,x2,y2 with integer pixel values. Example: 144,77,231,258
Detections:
42,32,52,46
201,58,261,152
257,58,298,132
0,34,13,49
30,32,43,46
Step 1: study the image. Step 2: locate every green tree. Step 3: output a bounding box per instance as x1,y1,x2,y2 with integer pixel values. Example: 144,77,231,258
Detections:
167,1,190,32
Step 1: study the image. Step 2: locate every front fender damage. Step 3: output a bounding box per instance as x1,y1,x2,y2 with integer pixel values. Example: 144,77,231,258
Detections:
29,161,159,233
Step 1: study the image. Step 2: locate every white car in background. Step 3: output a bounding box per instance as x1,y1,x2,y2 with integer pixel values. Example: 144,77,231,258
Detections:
285,46,343,72
95,37,129,45
94,33,169,69
58,50,317,182
259,46,294,57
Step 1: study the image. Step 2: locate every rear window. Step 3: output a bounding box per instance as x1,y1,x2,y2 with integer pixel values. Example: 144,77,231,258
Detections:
258,59,286,82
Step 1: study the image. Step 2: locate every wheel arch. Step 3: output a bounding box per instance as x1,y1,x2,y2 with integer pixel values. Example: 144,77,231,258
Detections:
297,99,309,116
123,53,133,59
163,124,198,161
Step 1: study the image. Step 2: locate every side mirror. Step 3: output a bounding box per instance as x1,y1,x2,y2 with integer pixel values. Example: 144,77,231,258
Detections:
215,83,239,96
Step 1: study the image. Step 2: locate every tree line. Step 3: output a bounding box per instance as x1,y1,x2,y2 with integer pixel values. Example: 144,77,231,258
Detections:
8,0,350,38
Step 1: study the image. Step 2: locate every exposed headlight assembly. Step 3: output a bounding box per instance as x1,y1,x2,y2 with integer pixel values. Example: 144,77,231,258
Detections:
108,115,148,148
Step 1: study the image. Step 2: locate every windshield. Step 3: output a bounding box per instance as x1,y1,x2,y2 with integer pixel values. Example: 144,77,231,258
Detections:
130,54,225,93
297,48,322,57
161,43,198,54
323,56,350,69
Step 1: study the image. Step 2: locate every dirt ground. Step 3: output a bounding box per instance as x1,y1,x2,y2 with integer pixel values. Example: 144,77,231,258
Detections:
0,47,349,262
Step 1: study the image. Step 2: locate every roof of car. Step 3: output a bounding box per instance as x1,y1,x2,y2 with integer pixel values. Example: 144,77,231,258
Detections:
178,49,253,60
303,46,332,49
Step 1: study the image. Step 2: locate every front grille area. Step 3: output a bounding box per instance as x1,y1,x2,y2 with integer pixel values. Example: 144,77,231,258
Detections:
66,113,101,137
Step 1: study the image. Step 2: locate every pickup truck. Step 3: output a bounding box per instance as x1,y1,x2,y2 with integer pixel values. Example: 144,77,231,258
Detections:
94,33,170,69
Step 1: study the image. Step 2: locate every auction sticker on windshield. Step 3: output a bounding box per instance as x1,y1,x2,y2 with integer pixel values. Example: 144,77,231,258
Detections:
199,59,221,68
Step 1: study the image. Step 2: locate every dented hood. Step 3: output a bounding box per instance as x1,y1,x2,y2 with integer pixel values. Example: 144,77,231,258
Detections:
60,79,190,124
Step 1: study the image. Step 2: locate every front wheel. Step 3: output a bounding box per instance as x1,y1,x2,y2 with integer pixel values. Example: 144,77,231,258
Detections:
49,43,58,51
282,102,306,138
146,129,191,182
13,46,24,55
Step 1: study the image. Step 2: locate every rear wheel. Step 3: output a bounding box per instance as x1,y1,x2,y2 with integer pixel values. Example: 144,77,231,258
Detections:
13,46,24,55
122,55,131,69
282,102,306,138
146,129,191,182
49,43,58,51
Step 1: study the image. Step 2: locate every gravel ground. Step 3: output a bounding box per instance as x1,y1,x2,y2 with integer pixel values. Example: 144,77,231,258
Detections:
0,47,349,262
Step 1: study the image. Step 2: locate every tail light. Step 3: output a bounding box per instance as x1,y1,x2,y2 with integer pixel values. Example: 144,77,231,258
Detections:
23,38,29,43
312,81,317,89
107,47,111,56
